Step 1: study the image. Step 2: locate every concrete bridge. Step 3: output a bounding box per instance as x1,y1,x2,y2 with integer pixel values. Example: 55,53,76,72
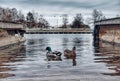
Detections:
94,17,120,46
0,21,25,29
0,21,26,36
95,17,120,25
0,20,92,35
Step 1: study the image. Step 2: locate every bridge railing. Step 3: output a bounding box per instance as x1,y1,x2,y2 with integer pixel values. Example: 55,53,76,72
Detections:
0,22,24,29
95,18,120,25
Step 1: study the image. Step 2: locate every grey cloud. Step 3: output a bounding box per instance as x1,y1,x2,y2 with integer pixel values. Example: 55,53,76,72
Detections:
0,0,119,16
0,0,119,9
20,0,119,9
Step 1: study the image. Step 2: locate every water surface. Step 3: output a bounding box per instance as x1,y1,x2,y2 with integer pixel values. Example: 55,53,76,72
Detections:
0,34,120,81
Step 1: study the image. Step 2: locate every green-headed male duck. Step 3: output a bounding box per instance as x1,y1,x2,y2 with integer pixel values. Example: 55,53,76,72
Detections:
46,47,62,61
64,47,76,59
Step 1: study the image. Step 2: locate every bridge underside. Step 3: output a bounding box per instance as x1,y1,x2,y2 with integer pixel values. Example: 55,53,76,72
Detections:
2,28,26,37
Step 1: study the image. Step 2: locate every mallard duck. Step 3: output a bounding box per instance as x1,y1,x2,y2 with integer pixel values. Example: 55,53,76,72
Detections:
46,47,62,61
64,47,76,59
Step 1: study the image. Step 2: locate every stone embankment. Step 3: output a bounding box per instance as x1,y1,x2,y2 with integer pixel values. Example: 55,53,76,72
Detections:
99,25,120,46
94,17,120,46
0,30,25,50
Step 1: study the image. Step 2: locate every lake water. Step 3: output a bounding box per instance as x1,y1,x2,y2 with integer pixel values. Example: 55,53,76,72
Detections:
0,34,120,81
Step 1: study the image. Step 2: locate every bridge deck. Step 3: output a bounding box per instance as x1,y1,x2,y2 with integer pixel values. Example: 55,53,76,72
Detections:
0,21,24,30
95,17,120,25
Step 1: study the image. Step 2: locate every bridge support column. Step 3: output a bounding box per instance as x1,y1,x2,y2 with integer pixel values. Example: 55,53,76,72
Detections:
93,25,100,47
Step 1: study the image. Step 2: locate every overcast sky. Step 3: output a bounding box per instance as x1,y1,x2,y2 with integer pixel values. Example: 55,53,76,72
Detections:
0,0,120,26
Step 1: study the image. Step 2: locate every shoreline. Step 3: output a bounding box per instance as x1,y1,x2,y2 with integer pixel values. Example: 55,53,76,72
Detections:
0,30,25,51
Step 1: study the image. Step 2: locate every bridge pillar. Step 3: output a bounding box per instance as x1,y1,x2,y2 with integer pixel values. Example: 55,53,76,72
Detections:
93,25,100,47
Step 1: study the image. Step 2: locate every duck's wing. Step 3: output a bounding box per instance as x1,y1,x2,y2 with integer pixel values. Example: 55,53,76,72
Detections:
64,49,73,59
64,49,72,53
46,52,56,58
53,51,62,56
46,52,54,56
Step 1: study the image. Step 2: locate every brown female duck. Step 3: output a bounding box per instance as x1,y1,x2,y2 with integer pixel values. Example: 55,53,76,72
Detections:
64,47,76,59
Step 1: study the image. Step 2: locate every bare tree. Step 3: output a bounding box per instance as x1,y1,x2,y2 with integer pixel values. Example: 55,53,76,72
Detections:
0,7,4,21
11,8,18,22
18,10,25,23
0,7,21,22
26,12,35,28
62,14,68,28
71,13,84,28
92,9,105,24
32,11,39,24
38,15,49,28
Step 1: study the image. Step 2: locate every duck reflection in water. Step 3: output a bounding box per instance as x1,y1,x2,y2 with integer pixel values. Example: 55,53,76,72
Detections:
46,47,62,61
64,47,77,66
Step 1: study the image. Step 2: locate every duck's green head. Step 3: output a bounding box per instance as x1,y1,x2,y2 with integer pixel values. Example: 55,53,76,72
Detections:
46,47,52,52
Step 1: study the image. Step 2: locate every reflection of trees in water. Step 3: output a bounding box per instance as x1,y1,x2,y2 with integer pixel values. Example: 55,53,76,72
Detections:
27,39,35,45
94,41,120,76
26,38,48,59
62,38,68,45
62,38,69,49
0,45,26,79
27,39,47,46
27,39,41,45
72,38,83,47
73,38,82,43
26,39,47,52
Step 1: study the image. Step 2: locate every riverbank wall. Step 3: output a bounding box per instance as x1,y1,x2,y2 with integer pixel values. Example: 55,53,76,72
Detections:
94,17,120,46
0,21,26,50
99,24,120,46
0,29,25,50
